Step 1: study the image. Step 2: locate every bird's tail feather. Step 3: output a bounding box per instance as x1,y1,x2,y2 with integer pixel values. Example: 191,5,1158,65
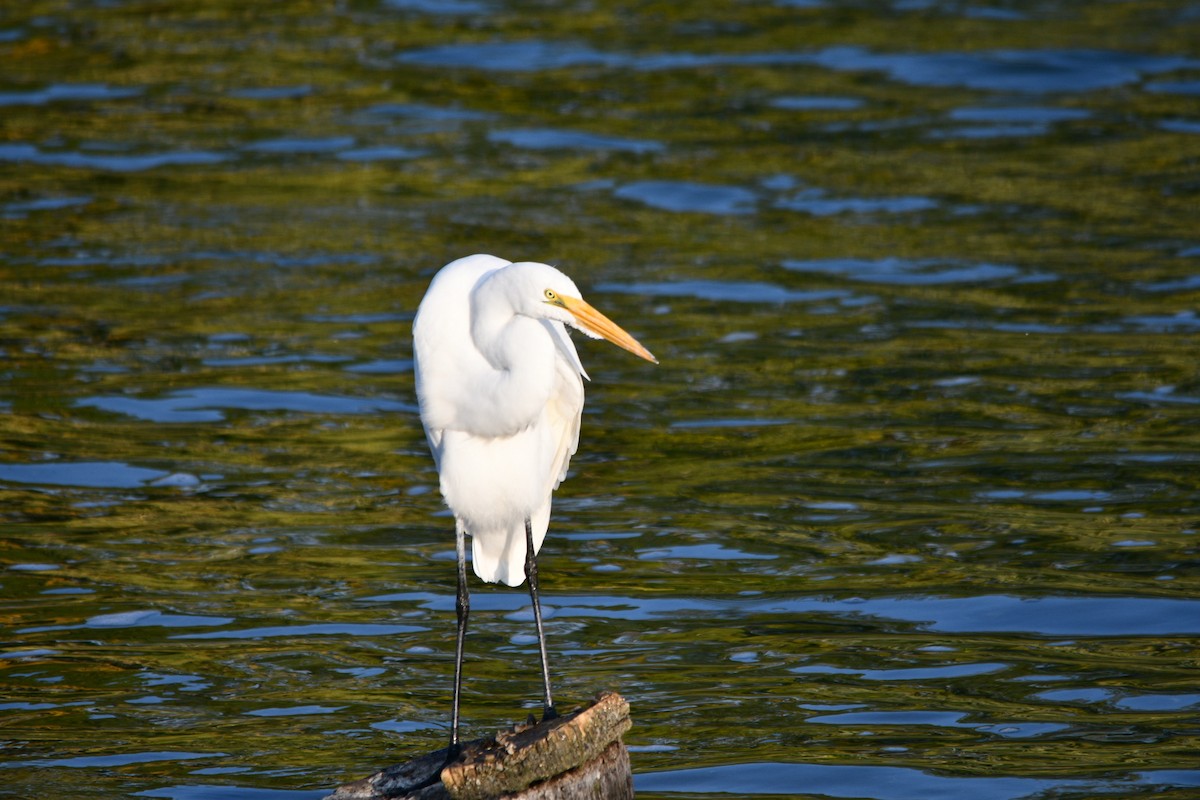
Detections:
469,504,550,587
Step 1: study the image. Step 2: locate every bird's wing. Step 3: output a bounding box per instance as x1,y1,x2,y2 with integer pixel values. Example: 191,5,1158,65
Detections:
413,254,512,462
543,319,585,491
493,321,580,586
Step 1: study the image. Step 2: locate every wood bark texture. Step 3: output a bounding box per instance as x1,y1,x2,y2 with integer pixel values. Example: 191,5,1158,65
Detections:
324,691,633,800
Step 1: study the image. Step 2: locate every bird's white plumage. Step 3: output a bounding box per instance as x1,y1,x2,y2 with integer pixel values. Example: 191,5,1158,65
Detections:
413,255,586,586
414,255,654,743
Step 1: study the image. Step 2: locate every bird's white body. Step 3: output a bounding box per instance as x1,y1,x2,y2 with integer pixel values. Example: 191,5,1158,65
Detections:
412,253,655,746
413,255,588,586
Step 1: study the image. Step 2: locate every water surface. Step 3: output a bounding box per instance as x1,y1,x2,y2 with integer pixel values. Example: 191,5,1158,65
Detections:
2,1,1198,798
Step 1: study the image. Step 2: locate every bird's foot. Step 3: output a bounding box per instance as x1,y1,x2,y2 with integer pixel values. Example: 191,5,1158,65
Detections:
407,743,461,792
542,704,559,722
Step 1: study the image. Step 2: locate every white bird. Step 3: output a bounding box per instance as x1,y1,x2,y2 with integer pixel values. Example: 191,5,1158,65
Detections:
412,254,657,753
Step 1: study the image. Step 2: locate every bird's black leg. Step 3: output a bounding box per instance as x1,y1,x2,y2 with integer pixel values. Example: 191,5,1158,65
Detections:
525,519,557,721
449,522,470,760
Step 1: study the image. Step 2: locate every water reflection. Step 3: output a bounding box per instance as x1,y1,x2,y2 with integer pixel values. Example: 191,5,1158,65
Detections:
0,143,228,171
395,39,1193,94
613,181,758,214
599,279,851,304
770,96,865,111
489,128,663,153
783,257,1023,284
806,46,1192,93
79,388,414,423
0,461,174,488
0,83,142,105
937,105,1092,139
2,0,1198,798
775,189,938,215
636,762,1198,800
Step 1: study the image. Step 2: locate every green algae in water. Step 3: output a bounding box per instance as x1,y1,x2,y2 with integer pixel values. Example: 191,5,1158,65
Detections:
1,1,1199,798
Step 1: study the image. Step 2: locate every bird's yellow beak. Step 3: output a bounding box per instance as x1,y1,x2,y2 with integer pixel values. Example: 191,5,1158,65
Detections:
559,295,658,364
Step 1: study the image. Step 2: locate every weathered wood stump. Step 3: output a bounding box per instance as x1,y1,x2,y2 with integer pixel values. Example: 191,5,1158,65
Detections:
325,691,633,800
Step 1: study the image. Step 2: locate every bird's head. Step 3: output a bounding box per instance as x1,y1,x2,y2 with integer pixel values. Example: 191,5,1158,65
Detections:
509,262,658,364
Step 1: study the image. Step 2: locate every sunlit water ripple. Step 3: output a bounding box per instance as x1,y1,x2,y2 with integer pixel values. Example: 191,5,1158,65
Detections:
2,1,1198,798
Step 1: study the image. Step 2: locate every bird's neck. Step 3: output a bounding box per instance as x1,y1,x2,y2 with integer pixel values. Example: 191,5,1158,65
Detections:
467,296,556,436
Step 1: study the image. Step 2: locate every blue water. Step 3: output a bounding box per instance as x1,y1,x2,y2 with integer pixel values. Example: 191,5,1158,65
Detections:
2,1,1198,798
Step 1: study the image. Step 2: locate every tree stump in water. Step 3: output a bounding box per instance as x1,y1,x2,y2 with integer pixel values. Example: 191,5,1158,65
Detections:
325,691,633,800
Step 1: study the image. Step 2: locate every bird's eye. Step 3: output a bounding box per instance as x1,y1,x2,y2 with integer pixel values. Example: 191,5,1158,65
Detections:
544,289,557,301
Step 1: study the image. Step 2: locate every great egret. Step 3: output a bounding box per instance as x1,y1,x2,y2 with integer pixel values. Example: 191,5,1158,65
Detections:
412,254,657,754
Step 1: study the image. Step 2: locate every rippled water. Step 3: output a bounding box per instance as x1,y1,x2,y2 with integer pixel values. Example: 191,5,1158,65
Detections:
3,1,1199,798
